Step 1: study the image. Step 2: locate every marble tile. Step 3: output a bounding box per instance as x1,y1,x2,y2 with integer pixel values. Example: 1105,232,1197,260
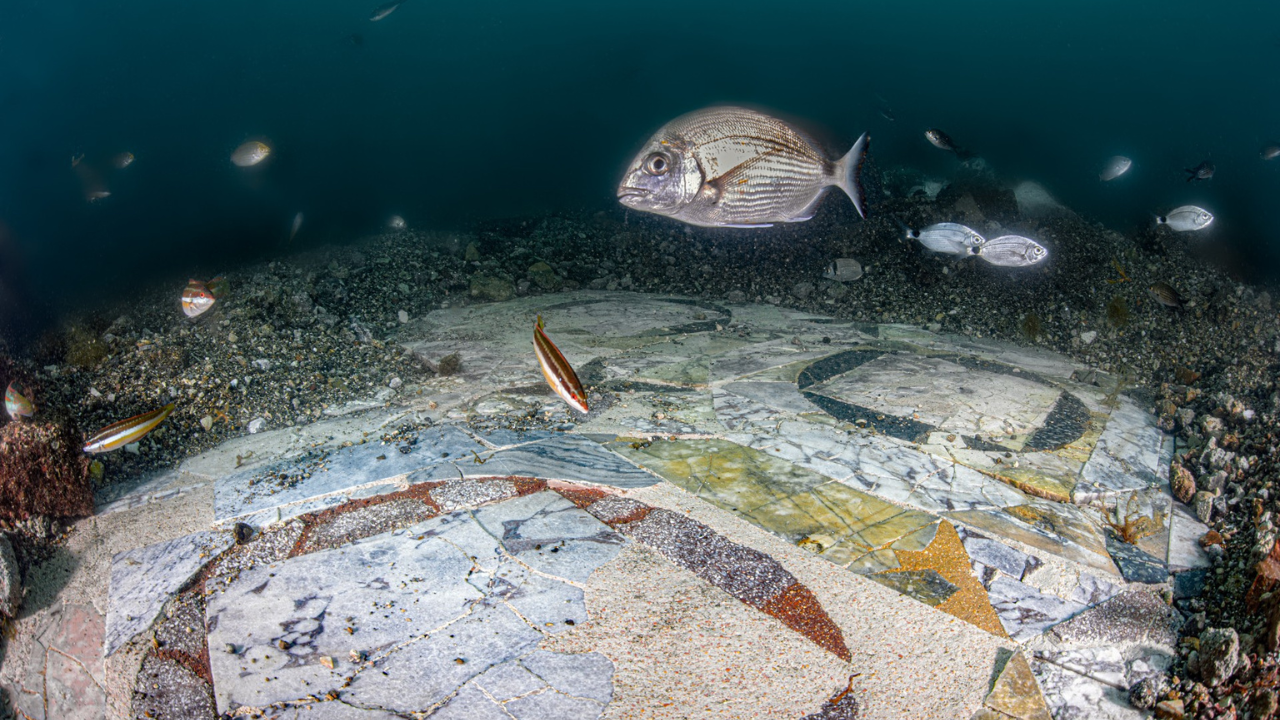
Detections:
949,502,1118,578
206,492,623,714
867,570,959,606
1167,504,1211,571
106,530,233,657
987,576,1087,642
94,470,208,516
480,435,659,489
722,380,822,415
214,425,484,522
1077,398,1169,499
1034,647,1127,688
708,340,843,383
1068,574,1123,607
955,527,1041,583
983,650,1053,720
1104,533,1168,584
1031,658,1144,720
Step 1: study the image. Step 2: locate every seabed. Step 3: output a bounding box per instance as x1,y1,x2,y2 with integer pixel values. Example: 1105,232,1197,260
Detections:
0,292,1205,719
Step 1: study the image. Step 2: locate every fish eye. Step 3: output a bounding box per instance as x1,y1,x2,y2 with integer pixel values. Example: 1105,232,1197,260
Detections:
643,152,670,176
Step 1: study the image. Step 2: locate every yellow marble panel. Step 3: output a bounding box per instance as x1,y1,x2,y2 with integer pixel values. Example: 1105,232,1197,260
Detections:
984,651,1053,720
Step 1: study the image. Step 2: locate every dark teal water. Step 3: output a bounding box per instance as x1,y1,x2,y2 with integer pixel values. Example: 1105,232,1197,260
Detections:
2,0,1278,317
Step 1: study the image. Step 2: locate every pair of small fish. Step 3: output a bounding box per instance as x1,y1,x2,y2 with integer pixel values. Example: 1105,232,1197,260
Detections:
1155,205,1213,232
6,379,173,453
902,221,1049,267
182,276,228,318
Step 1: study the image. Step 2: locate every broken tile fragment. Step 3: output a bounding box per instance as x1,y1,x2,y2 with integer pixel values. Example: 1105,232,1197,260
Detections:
984,651,1052,720
1104,533,1169,584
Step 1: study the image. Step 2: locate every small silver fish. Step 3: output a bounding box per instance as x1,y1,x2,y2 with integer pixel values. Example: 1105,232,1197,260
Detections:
112,152,135,170
1262,144,1280,161
924,129,973,159
823,258,863,282
976,235,1048,267
1099,156,1132,181
1185,160,1214,182
388,215,407,230
1149,282,1184,309
370,0,408,21
618,106,869,228
908,222,985,255
231,141,271,167
289,212,304,242
1156,205,1213,232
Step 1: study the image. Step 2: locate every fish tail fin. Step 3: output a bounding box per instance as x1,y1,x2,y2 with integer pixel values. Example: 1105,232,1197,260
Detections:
833,133,870,219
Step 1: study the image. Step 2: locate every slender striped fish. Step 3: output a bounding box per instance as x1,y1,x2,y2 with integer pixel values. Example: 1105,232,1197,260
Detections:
533,315,588,414
5,383,34,420
83,403,175,454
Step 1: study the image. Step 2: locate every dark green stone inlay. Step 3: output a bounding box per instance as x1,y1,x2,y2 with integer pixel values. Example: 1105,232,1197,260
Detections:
800,391,935,442
1024,392,1092,451
867,569,960,606
797,350,885,390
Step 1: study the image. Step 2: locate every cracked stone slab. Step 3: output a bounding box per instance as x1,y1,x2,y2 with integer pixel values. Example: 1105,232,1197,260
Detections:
205,491,623,716
106,530,234,657
479,435,659,489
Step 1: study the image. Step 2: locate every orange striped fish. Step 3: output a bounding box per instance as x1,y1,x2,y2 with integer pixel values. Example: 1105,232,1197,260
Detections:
5,382,34,420
181,279,216,318
83,403,175,454
533,315,588,413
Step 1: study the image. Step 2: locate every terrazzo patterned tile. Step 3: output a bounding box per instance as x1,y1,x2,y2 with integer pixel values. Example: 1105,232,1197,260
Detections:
885,520,1007,637
106,530,234,657
205,491,623,715
214,425,484,522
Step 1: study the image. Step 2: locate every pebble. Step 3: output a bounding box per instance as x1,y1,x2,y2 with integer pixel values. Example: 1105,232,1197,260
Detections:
388,377,403,389
200,415,214,432
1080,330,1098,345
248,418,266,434
251,359,272,371
125,442,141,455
397,310,409,324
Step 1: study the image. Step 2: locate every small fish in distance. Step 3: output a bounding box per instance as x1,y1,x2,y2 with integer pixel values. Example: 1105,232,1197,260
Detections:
976,235,1048,267
618,106,870,227
1262,144,1280,160
1148,282,1184,309
533,315,588,414
182,279,216,318
231,141,271,167
370,0,408,21
1156,206,1213,232
289,212,304,243
112,152,135,169
1184,160,1214,182
5,383,34,420
924,129,974,159
1099,156,1132,181
388,215,407,230
83,403,175,454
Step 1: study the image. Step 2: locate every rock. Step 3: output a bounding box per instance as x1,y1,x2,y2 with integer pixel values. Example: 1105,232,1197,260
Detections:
1200,415,1225,439
0,421,92,521
248,418,266,434
527,262,561,291
388,377,403,389
1080,330,1098,345
469,275,514,302
1013,181,1067,218
233,522,254,545
1197,627,1240,686
1200,470,1228,495
823,258,864,283
251,358,271,371
1175,407,1195,429
1127,675,1168,710
1153,698,1184,719
726,290,747,303
464,242,481,261
792,282,815,300
1193,490,1215,524
397,310,409,324
1252,689,1278,719
199,415,214,432
437,353,462,376
0,533,21,618
1170,463,1196,503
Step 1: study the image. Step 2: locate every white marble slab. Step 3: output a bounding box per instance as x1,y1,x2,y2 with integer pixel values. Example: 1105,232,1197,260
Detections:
1167,504,1211,571
477,435,659,489
1032,658,1144,720
106,530,233,657
1078,397,1168,499
987,575,1088,642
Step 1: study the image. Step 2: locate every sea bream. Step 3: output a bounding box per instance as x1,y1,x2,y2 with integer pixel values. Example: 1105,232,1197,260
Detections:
1262,144,1280,161
902,221,985,255
1156,205,1214,232
617,106,869,227
1185,160,1214,182
231,141,271,167
370,0,408,21
924,129,974,159
975,235,1049,267
1099,156,1132,181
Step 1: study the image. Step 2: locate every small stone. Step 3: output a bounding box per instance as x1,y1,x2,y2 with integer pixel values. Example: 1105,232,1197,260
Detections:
349,650,367,663
1127,675,1168,710
388,377,403,389
527,262,561,291
1154,698,1184,719
1251,689,1278,719
1200,416,1225,439
1080,330,1098,345
726,290,746,303
397,310,409,324
1198,530,1223,547
251,358,271,371
1197,627,1240,686
199,415,214,432
319,656,335,670
464,242,480,261
1193,490,1215,524
88,459,105,482
224,643,238,654
0,534,21,618
1170,463,1196,504
437,353,461,376
792,282,815,300
233,522,254,545
248,418,266,434
228,332,238,343
469,275,514,302
125,442,141,455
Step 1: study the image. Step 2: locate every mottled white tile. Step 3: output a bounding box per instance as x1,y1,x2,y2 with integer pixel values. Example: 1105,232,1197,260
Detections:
1032,659,1144,720
988,575,1088,642
1079,398,1168,499
1167,504,1211,571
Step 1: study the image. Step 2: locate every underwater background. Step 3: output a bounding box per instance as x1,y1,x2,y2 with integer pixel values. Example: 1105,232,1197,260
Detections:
1,0,1278,322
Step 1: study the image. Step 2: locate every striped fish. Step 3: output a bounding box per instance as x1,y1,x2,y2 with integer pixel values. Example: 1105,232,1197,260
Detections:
5,382,34,420
1149,282,1184,309
83,403,175,454
533,316,588,414
182,279,216,318
617,106,869,228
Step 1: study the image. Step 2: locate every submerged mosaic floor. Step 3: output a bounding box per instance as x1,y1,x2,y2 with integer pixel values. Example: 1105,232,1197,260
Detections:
16,292,1210,719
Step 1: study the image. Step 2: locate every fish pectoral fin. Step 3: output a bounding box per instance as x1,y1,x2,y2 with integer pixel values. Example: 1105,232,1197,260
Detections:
706,150,780,200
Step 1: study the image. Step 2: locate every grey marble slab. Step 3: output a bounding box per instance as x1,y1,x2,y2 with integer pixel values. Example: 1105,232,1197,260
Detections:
1068,574,1123,607
479,435,659,489
1167,504,1211,571
1035,647,1127,688
955,526,1041,582
205,492,623,715
214,425,484,522
1078,398,1169,499
1032,658,1144,720
987,575,1088,642
719,381,825,415
105,530,233,657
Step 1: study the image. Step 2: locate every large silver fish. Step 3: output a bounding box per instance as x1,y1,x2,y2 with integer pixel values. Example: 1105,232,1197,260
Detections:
617,107,869,228
1099,156,1132,181
976,235,1048,267
908,222,985,255
1156,205,1213,232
